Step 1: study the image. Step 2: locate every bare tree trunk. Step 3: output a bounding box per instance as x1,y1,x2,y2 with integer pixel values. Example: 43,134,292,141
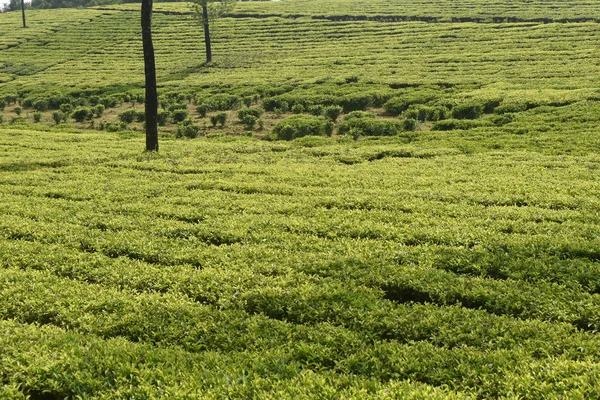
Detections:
141,0,158,152
202,3,212,63
21,0,26,28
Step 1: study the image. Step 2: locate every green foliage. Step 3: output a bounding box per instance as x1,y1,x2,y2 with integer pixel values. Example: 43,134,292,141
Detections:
210,112,227,127
176,118,201,139
240,115,257,130
344,111,376,121
171,109,189,123
157,109,168,126
384,92,438,116
71,107,93,122
404,104,449,122
93,104,105,117
196,104,209,118
59,103,73,114
52,111,65,124
272,115,331,140
3,2,600,396
452,103,484,120
201,94,239,111
118,109,139,124
324,105,343,122
338,117,404,137
237,107,264,121
32,98,49,112
291,103,305,114
308,104,324,116
432,118,490,131
14,106,22,115
33,111,42,123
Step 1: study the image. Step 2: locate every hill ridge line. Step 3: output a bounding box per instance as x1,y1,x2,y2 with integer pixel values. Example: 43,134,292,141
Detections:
92,7,600,24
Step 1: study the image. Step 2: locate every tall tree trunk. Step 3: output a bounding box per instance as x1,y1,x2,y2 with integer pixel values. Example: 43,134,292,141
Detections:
21,0,26,28
202,3,212,63
141,0,158,152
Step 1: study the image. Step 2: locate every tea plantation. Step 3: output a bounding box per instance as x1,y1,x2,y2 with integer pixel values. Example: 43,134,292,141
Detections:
2,0,600,398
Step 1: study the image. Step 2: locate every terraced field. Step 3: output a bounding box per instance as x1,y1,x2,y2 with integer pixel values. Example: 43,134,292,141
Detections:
2,0,600,398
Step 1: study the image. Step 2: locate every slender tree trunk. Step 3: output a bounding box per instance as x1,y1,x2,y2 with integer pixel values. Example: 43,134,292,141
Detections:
202,3,212,63
21,0,26,28
141,0,158,152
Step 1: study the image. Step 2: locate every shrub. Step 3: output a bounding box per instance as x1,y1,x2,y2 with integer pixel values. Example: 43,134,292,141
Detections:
59,103,73,114
432,119,488,131
323,120,334,136
339,94,372,112
52,111,65,124
135,111,145,123
33,111,42,123
338,118,403,137
404,105,449,122
171,109,188,123
490,114,513,126
33,99,49,112
196,104,209,118
157,110,168,126
168,103,187,112
324,105,343,122
203,94,239,111
100,96,119,108
402,118,418,131
237,107,264,121
483,98,502,113
494,102,530,114
344,111,376,121
4,95,17,105
0,99,6,111
94,104,105,117
118,109,138,124
272,115,331,140
241,115,258,130
210,112,227,127
383,92,436,115
452,103,484,119
176,118,201,138
0,115,4,124
308,105,324,116
242,96,253,107
89,96,101,106
14,106,22,116
291,104,305,114
72,107,92,122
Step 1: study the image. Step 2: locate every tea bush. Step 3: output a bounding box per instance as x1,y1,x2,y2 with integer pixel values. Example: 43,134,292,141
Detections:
71,107,92,122
237,107,264,121
452,103,484,119
175,118,201,138
338,117,404,136
170,109,188,123
324,105,343,122
291,103,305,114
210,112,227,127
344,111,376,121
432,118,491,130
272,115,331,140
384,92,438,115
